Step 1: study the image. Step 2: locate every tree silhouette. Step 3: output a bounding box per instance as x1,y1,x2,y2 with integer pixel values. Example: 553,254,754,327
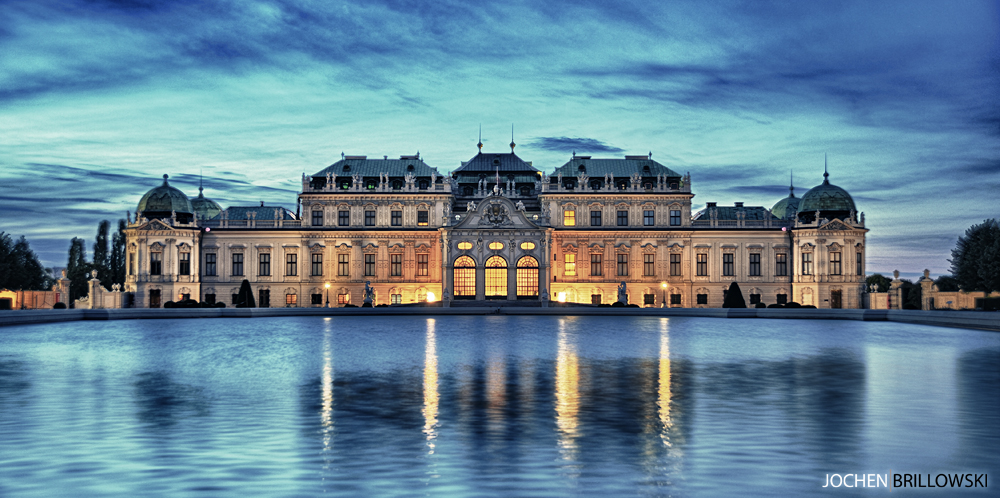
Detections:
949,219,1000,293
722,281,747,308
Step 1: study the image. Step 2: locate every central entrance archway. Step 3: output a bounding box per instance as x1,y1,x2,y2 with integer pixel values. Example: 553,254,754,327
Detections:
485,255,507,299
517,256,538,298
454,256,476,299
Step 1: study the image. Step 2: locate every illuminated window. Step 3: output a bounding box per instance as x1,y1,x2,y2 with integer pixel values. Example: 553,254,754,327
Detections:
391,293,401,304
564,253,576,276
516,256,538,297
644,254,655,276
830,252,842,275
802,253,813,275
488,241,504,251
563,209,575,226
454,256,476,298
285,293,297,306
485,255,507,298
457,241,473,250
338,294,349,304
520,242,535,250
417,210,428,226
417,254,428,276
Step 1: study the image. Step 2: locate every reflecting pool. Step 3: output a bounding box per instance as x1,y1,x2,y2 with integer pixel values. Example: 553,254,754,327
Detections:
1,316,998,496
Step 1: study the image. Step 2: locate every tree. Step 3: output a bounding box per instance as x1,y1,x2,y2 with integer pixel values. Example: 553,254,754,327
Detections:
93,220,110,290
865,273,891,293
235,279,256,308
950,219,1000,294
722,281,747,308
0,232,50,291
67,237,90,304
0,232,12,290
109,219,127,289
934,275,960,292
898,279,921,310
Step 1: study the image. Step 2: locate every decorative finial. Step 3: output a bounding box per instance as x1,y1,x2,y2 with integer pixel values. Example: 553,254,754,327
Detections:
162,174,169,185
789,171,795,197
509,123,515,152
477,124,483,152
823,153,829,184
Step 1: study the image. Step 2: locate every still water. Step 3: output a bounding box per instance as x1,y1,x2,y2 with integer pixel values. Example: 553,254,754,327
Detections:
0,316,997,496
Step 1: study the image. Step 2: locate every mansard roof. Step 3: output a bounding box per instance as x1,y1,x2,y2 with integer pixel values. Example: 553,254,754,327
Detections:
312,156,439,178
453,152,540,174
215,205,296,221
552,156,682,178
693,204,777,221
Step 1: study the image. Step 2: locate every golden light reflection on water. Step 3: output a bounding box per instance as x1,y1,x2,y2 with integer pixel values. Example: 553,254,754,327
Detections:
423,319,439,452
555,318,580,461
658,318,672,443
321,318,334,469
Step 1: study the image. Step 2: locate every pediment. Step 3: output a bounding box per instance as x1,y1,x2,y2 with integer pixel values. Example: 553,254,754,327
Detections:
819,220,852,231
451,196,540,230
137,219,175,231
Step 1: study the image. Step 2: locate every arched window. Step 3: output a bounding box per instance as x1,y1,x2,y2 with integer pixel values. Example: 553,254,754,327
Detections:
485,255,507,298
454,256,476,298
517,256,538,298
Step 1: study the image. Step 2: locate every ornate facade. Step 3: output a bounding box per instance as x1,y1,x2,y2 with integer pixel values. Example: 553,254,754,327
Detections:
124,148,868,308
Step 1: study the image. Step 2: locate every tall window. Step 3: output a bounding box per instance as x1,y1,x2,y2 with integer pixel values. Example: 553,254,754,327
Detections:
286,253,297,276
749,253,760,276
339,210,350,226
591,254,602,276
178,252,190,275
285,293,297,307
364,254,376,276
670,253,681,276
802,253,813,275
830,252,842,275
232,253,243,276
204,253,216,276
150,251,162,276
338,254,350,276
390,254,402,276
696,254,707,276
591,210,602,226
856,252,863,276
517,256,538,298
417,254,428,276
365,210,375,226
643,210,655,226
454,256,476,298
485,256,507,298
722,253,734,276
564,254,576,276
644,254,655,276
259,253,270,276
312,209,323,226
563,209,575,226
129,253,135,276
391,210,402,226
617,210,629,226
775,253,787,276
417,211,428,226
617,254,629,276
311,253,323,276
670,210,681,226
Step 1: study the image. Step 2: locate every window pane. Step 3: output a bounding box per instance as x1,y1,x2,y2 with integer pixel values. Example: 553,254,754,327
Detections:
232,253,243,276
311,253,323,276
643,254,655,276
564,254,576,276
485,256,507,297
259,253,270,276
590,210,602,226
617,210,628,226
150,251,162,276
516,256,538,297
670,253,681,276
775,253,787,276
312,210,323,226
365,254,376,276
643,210,654,226
563,209,575,226
339,210,350,226
417,254,428,276
670,210,681,226
286,253,297,276
617,254,628,276
454,256,476,297
391,210,402,226
722,253,733,276
591,254,602,276
749,253,760,276
391,254,402,276
417,211,428,226
696,253,707,276
365,210,375,226
338,254,350,276
205,253,216,276
802,253,813,275
178,252,190,276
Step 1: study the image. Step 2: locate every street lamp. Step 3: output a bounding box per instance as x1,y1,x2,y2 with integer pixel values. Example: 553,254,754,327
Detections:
661,281,668,308
325,282,331,308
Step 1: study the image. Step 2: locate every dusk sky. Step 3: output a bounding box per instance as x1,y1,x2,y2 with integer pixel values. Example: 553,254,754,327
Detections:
1,0,998,276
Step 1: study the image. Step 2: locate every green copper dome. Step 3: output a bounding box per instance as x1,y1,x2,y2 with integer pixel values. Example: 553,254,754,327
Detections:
770,185,801,220
797,171,856,222
191,187,222,221
137,174,194,222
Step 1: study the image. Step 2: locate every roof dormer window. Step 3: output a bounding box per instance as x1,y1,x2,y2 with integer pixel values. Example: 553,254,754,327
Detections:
493,158,500,165
407,164,414,171
578,165,586,172
343,165,351,172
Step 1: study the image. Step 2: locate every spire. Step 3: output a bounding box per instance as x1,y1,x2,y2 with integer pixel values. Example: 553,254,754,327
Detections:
509,123,515,152
823,153,829,184
477,124,483,152
198,167,204,198
789,171,795,197
162,174,169,186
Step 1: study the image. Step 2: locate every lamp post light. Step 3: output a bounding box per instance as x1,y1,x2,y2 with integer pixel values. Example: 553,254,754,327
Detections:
661,281,667,308
325,282,331,308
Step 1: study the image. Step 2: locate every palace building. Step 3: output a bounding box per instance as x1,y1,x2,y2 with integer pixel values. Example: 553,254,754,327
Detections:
124,145,868,309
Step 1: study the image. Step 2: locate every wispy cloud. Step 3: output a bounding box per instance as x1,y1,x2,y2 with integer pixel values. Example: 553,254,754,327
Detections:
529,137,625,154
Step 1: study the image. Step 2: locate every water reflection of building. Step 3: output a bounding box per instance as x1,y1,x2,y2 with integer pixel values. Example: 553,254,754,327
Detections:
124,147,867,308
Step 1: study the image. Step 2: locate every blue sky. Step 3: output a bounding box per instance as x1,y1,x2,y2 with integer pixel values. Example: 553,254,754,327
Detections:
1,0,998,277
